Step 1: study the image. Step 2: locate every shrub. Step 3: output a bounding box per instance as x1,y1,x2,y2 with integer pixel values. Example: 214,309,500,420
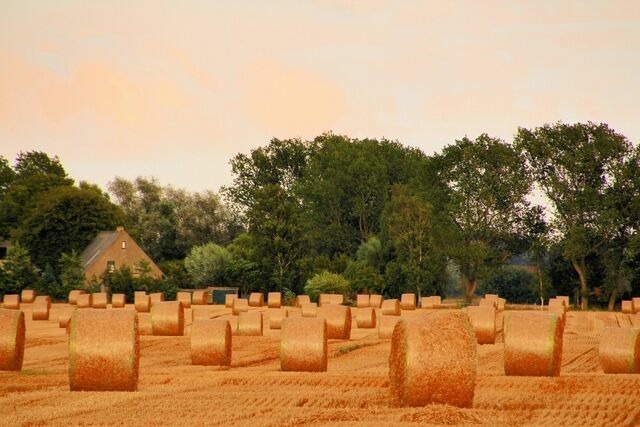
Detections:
303,271,349,302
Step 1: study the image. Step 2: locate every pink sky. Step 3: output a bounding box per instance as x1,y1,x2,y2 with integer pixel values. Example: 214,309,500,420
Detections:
1,1,639,192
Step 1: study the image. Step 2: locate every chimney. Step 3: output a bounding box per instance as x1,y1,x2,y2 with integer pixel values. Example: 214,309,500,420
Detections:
116,226,125,232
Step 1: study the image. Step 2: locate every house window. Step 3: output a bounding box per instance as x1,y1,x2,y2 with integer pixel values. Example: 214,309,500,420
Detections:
121,241,126,249
107,261,116,273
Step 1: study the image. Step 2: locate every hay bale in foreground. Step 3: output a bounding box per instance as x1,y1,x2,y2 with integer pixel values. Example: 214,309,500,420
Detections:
0,308,25,371
295,295,311,307
317,305,351,340
379,315,400,339
497,298,506,311
621,300,633,314
193,290,209,305
190,319,232,366
301,302,318,317
149,292,164,305
356,294,370,308
381,299,401,316
598,327,640,374
134,292,150,313
176,292,192,309
237,311,263,336
91,292,108,309
77,293,92,309
466,306,496,344
504,312,564,377
111,294,126,308
68,290,85,305
151,301,185,336
32,296,51,320
479,298,497,309
20,289,36,303
389,311,477,407
2,294,19,310
249,292,264,307
137,313,152,335
232,298,249,315
356,307,376,328
269,308,288,329
369,295,383,308
268,292,282,308
224,293,236,308
400,293,416,310
68,309,139,391
280,317,327,372
633,297,640,314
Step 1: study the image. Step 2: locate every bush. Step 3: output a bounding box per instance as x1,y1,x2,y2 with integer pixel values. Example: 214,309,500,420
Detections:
303,271,349,302
343,261,385,294
184,242,231,287
478,267,538,303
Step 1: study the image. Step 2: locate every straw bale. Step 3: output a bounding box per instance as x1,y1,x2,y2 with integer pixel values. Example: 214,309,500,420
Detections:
193,290,209,305
295,295,311,307
556,296,570,309
633,297,640,314
20,289,36,303
68,309,139,391
598,326,640,374
484,294,499,301
190,319,232,366
0,308,25,371
318,294,331,307
137,313,152,335
400,293,416,310
224,293,236,307
280,317,327,372
497,297,506,311
269,308,288,329
479,298,497,309
91,292,108,309
548,298,566,311
232,298,249,315
2,294,19,310
431,296,442,308
317,305,351,340
420,296,434,309
389,311,477,407
192,305,210,320
301,302,318,317
77,293,92,309
329,294,344,305
218,314,239,334
466,306,496,344
176,292,192,309
621,300,633,314
268,292,282,308
632,314,640,327
59,311,73,328
379,315,400,339
134,292,150,313
151,301,185,336
369,294,383,308
356,307,376,328
286,307,301,317
381,299,401,316
504,311,564,376
32,296,51,320
548,305,566,327
149,292,164,305
111,294,126,308
249,292,264,307
237,311,263,336
68,290,85,305
356,294,370,308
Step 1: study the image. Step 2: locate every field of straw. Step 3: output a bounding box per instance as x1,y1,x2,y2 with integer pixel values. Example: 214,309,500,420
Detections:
1,303,640,426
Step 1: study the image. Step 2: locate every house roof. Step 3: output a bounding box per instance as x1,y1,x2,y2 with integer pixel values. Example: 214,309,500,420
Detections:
80,231,120,269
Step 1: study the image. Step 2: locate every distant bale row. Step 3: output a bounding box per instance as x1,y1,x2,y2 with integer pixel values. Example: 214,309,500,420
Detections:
2,294,20,310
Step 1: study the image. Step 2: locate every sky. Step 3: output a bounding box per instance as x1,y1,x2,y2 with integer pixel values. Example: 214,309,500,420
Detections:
1,1,640,193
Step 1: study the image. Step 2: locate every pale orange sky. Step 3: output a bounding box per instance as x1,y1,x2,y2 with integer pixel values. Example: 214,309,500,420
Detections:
1,1,639,192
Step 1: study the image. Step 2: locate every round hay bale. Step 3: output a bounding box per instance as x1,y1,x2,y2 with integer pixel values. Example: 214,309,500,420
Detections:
224,293,236,308
466,306,496,344
134,292,150,313
556,296,570,309
91,292,108,309
267,292,282,308
68,309,139,391
379,315,400,339
497,298,506,311
621,300,633,314
192,306,210,320
356,307,376,328
301,302,318,317
400,293,416,311
151,301,184,336
598,327,640,374
317,305,351,340
631,314,640,327
68,290,85,305
77,293,92,309
176,292,192,309
479,298,497,309
280,317,327,372
420,296,434,309
59,311,73,328
295,295,311,307
504,312,564,376
32,296,51,320
633,297,640,314
248,292,264,307
190,319,232,366
0,308,25,371
389,311,477,407
232,298,249,315
2,294,20,310
381,299,401,316
20,289,36,304
548,298,567,312
269,308,288,329
137,313,153,335
149,292,164,305
192,290,209,305
111,294,126,308
356,294,370,308
237,311,263,336
217,314,239,334
318,294,331,307
484,294,499,301
431,296,442,308
369,294,383,308
329,294,344,305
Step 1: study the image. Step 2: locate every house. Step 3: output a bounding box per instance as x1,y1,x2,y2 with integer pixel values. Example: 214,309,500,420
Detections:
81,226,163,283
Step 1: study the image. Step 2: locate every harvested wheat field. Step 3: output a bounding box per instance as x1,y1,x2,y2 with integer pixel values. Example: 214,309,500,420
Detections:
1,303,640,426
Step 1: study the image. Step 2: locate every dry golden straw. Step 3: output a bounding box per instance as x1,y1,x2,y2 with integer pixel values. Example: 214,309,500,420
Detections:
249,292,264,307
224,293,237,307
267,292,281,308
269,308,288,329
111,294,126,308
598,327,640,374
32,296,51,320
91,292,108,309
280,317,327,372
217,314,239,334
420,296,435,309
151,301,185,336
295,295,311,307
3,294,19,310
149,292,164,305
0,308,25,371
192,290,209,305
466,306,496,344
176,292,192,309
497,297,506,311
369,294,383,308
20,289,36,303
556,296,570,309
484,294,499,301
232,298,249,315
237,311,263,336
479,298,497,309
317,305,351,340
389,311,477,407
378,315,400,339
318,293,331,307
76,293,92,309
190,319,232,366
548,298,567,312
356,307,376,329
381,299,401,316
68,309,139,391
329,294,344,305
301,302,318,317
504,311,564,377
356,294,370,308
431,296,442,308
134,291,150,313
621,300,633,314
68,290,85,305
400,293,416,310
137,313,153,335
59,311,73,328
633,297,640,314
192,306,210,320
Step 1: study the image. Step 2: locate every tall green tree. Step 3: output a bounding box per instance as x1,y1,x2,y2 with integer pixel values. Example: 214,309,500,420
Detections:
0,243,41,297
56,250,85,300
184,242,232,287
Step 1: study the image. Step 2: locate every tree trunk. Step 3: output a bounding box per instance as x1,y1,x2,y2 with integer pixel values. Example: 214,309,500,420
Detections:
607,288,618,312
464,277,476,304
571,258,588,310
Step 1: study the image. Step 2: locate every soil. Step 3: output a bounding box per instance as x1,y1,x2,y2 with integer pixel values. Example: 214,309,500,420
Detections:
1,304,639,426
